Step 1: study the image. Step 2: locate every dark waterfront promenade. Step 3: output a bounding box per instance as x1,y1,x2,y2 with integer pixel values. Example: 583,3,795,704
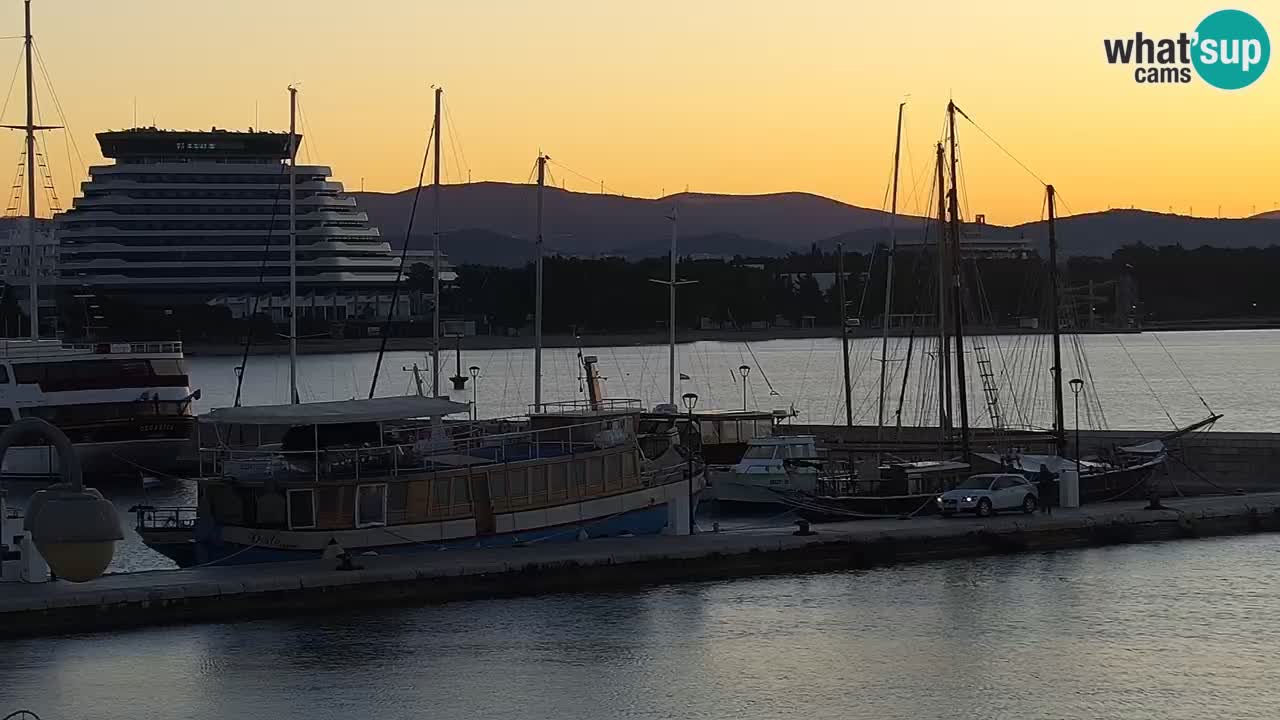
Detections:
4,492,1280,639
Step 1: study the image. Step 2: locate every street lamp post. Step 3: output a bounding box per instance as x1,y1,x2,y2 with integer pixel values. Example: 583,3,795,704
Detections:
681,391,699,534
8,418,122,582
1068,378,1084,470
738,364,751,411
468,365,480,421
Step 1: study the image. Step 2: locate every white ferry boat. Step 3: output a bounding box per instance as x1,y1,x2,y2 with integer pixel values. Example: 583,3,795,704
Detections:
0,339,198,482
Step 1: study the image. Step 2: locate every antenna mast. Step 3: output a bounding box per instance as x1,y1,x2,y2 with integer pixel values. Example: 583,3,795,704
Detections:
648,204,697,408
534,153,547,412
667,205,678,407
287,86,298,403
1048,184,1066,457
946,101,970,461
837,242,853,427
934,142,950,453
877,102,905,442
431,86,443,398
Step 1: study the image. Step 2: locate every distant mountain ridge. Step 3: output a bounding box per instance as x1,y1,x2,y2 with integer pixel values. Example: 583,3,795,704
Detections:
355,183,1280,265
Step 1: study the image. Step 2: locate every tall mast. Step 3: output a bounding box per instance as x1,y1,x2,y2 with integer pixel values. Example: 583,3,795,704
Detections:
23,0,36,340
877,102,905,441
1048,184,1066,457
534,153,546,413
287,86,298,403
946,101,970,461
431,87,443,398
837,243,853,427
933,142,950,453
667,205,678,407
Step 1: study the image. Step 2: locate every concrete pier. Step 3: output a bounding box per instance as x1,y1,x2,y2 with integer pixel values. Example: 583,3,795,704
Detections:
4,492,1280,639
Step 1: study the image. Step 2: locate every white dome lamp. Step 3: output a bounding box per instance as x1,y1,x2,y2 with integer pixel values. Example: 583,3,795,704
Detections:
14,418,122,582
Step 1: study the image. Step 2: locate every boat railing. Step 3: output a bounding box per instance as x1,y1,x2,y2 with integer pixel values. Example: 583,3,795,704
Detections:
133,505,198,532
532,398,643,414
198,416,633,485
60,341,184,355
815,472,956,498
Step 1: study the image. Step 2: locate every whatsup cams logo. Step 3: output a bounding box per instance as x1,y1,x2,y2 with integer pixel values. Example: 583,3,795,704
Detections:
1103,9,1270,89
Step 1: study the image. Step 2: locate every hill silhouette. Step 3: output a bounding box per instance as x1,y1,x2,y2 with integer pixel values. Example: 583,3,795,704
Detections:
358,184,1280,263
358,182,899,258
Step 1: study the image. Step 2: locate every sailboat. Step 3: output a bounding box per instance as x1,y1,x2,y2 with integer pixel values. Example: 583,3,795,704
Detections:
780,99,1220,519
136,112,704,565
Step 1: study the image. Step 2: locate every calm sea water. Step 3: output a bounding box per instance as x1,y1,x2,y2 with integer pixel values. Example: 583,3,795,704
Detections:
7,534,1280,720
190,329,1258,432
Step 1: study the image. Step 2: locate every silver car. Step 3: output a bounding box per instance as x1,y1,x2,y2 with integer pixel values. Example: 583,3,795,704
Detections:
935,473,1039,517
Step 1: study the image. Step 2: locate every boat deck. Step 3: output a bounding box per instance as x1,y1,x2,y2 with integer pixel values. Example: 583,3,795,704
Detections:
3,492,1280,639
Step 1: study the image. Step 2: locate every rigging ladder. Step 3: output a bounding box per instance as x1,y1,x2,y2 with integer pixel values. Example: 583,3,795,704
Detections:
973,343,1005,437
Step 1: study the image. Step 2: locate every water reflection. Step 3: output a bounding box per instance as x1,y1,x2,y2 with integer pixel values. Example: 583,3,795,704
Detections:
7,523,1280,720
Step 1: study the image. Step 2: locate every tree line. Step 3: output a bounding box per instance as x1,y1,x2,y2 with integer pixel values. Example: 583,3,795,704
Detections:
35,243,1280,341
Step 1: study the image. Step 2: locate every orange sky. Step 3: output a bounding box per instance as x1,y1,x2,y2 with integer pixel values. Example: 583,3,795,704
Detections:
7,0,1278,224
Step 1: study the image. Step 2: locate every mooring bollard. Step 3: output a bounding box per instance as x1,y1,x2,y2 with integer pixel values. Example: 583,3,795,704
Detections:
1145,482,1165,511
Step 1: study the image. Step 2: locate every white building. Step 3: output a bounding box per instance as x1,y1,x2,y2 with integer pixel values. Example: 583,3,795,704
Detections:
57,127,448,322
0,217,57,321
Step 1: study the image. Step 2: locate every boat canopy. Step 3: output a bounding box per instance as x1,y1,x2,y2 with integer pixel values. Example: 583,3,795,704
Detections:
1117,440,1167,455
201,396,469,426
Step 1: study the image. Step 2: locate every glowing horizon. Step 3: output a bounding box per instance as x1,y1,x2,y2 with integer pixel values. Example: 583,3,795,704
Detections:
6,0,1277,225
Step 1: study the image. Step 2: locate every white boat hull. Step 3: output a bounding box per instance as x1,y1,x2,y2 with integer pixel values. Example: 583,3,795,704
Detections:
705,467,816,506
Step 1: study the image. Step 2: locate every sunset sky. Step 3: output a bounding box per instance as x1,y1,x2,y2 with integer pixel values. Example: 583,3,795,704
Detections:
8,0,1277,224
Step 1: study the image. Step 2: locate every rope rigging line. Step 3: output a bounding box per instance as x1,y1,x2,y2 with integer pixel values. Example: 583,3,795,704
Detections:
368,120,436,398
231,166,288,407
545,157,625,196
741,341,780,397
1115,334,1178,429
3,140,22,217
33,43,86,181
0,46,22,131
952,104,1048,188
295,96,317,165
34,131,59,213
443,101,469,183
1152,332,1214,414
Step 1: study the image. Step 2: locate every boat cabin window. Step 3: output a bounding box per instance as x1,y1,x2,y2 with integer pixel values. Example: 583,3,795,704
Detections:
287,488,316,529
281,422,380,451
784,443,814,459
0,408,11,425
12,358,188,392
20,400,189,425
0,365,8,384
742,444,777,460
356,484,387,528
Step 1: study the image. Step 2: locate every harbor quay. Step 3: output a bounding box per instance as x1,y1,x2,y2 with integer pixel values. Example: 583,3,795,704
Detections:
3,492,1280,640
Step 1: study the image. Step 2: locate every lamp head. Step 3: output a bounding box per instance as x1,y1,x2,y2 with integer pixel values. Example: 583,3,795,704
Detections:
26,485,123,582
681,392,699,412
738,364,751,378
1069,378,1084,394
468,365,480,378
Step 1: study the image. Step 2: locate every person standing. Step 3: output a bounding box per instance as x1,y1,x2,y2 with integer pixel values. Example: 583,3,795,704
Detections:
1036,463,1058,516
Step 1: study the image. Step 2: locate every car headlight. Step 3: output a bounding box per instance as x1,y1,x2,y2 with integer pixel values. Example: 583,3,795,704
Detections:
963,496,974,502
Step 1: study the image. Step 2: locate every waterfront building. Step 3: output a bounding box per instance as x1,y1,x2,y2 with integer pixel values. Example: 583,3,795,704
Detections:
56,128,448,323
0,217,57,324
